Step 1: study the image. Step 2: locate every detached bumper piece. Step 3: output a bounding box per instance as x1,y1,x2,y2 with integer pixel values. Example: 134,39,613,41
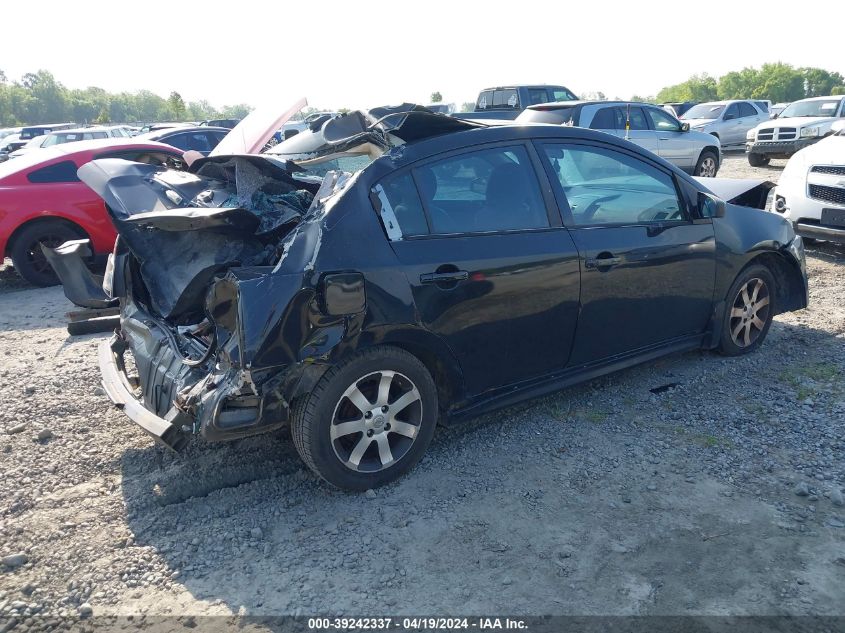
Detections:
99,337,189,452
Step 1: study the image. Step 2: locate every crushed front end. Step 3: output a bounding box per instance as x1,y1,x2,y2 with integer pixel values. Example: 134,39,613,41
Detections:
82,154,353,451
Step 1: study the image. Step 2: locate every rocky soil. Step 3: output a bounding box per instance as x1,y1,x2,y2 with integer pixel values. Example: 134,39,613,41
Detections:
0,154,843,624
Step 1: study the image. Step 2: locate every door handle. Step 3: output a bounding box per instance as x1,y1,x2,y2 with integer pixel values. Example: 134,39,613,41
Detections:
585,254,622,269
420,270,469,284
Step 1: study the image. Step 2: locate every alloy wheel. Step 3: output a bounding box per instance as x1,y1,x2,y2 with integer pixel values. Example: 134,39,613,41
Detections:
330,370,423,473
698,157,717,177
26,235,66,276
729,277,770,348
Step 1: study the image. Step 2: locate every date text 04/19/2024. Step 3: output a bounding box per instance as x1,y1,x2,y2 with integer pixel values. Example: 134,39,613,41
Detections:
307,617,529,630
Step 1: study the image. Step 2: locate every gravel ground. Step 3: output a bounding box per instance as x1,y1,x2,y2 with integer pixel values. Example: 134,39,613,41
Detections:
0,154,843,622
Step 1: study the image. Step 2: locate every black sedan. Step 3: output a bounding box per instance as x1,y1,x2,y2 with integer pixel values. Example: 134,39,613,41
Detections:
73,105,808,490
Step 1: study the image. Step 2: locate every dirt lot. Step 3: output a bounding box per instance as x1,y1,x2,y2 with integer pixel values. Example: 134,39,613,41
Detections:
0,154,844,620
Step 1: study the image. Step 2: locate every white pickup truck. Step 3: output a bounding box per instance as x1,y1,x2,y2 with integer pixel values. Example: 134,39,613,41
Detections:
746,95,845,166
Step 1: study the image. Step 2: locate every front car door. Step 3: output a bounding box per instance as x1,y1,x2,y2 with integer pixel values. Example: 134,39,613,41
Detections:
376,142,581,397
536,140,716,366
645,106,695,171
737,102,765,141
720,103,743,146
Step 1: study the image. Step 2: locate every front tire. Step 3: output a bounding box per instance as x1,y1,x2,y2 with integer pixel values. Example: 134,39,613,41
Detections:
748,153,769,167
717,264,776,356
9,221,82,287
291,346,438,490
695,150,719,177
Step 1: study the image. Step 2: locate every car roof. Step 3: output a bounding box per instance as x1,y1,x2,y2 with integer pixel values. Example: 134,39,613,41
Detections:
480,85,570,90
0,139,181,180
49,126,123,134
526,100,657,110
146,126,229,137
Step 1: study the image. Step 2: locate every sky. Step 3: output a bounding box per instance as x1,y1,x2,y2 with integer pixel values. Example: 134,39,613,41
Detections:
3,0,844,112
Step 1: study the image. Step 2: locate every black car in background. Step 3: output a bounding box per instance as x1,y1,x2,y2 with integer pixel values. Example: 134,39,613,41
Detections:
76,107,808,490
139,126,229,155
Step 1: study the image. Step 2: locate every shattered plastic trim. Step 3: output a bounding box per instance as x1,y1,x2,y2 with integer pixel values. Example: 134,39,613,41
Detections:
372,184,403,241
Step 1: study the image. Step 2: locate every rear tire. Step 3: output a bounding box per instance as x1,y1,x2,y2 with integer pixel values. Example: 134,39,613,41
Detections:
748,153,769,167
9,221,82,287
717,264,776,356
291,346,438,490
694,151,719,177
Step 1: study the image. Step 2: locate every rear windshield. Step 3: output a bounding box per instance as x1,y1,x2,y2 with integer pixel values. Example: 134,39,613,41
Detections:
516,107,578,125
681,104,725,120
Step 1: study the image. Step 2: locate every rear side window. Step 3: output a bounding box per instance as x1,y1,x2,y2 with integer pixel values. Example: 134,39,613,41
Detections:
378,172,429,236
27,160,80,183
738,102,758,118
754,101,769,112
590,108,618,130
492,90,520,110
542,144,682,226
476,90,494,110
414,145,548,234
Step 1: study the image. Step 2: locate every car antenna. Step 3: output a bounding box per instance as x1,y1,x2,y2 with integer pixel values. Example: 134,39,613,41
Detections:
625,103,631,141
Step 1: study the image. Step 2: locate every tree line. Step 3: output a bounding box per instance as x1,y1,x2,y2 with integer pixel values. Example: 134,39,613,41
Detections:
653,63,845,104
0,69,253,127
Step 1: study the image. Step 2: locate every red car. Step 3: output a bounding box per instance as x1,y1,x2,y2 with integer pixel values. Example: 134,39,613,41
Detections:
0,139,184,285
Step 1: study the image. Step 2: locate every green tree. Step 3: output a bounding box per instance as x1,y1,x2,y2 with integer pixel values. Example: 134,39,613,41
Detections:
657,73,718,103
460,101,475,112
801,67,845,97
717,67,759,99
832,86,845,95
221,103,253,119
0,69,6,84
430,91,443,103
168,91,186,120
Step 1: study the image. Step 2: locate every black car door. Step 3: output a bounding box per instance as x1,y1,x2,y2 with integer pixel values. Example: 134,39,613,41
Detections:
376,142,581,398
536,140,716,367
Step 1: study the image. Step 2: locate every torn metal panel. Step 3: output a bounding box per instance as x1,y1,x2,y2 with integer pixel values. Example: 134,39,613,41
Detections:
40,239,115,309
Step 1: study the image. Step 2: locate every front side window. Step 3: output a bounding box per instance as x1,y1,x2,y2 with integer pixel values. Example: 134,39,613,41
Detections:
646,107,681,132
414,145,548,234
551,89,578,102
26,160,80,183
724,104,740,120
528,89,548,105
541,144,683,226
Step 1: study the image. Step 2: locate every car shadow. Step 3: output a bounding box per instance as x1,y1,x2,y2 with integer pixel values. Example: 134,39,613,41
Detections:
117,300,843,615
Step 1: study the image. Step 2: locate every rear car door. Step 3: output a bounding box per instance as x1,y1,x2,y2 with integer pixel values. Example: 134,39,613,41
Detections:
536,141,716,366
375,143,581,397
645,106,695,170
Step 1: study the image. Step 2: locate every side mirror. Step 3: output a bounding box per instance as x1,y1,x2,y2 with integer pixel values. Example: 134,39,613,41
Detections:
470,177,486,196
699,192,726,219
723,113,736,121
680,122,690,132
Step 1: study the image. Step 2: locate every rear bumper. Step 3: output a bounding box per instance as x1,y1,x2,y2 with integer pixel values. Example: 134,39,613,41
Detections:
746,139,816,157
99,337,189,451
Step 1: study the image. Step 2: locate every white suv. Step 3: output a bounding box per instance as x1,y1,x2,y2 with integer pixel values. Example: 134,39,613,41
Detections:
771,121,845,244
746,96,845,166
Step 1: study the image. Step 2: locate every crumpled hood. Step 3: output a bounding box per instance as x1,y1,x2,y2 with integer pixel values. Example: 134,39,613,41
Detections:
210,97,307,156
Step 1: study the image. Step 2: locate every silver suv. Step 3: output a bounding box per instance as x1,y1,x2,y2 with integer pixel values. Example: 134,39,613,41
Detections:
516,101,722,176
680,100,768,149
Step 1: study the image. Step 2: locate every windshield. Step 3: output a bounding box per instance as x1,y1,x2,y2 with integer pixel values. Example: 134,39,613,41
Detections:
681,104,725,120
778,99,842,118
